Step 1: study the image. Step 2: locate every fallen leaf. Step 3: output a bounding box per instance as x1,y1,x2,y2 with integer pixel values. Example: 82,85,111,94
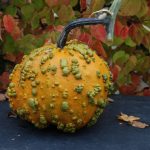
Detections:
118,113,149,129
118,112,140,122
107,97,114,103
0,93,6,102
131,121,149,129
8,111,17,118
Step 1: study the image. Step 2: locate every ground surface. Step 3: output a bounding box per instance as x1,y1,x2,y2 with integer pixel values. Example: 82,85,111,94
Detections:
0,95,150,150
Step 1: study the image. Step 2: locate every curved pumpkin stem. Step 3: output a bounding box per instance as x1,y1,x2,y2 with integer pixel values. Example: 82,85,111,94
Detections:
57,0,122,49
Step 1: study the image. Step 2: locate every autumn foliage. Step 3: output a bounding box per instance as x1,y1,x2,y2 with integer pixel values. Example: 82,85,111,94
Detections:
0,0,150,95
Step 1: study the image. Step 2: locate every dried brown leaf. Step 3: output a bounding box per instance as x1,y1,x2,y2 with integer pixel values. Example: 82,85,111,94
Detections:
8,111,17,118
131,121,149,129
107,98,114,103
0,93,6,102
118,112,140,123
118,112,149,129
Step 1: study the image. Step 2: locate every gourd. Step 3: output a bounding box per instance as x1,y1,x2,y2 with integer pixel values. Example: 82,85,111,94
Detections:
7,0,122,133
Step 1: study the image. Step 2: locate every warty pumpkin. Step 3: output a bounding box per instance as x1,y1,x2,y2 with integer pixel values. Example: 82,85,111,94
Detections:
7,0,122,133
7,40,113,132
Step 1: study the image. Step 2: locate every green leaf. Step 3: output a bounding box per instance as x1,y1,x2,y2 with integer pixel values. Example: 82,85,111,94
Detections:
90,0,105,12
5,6,17,16
119,0,142,16
49,31,60,43
31,14,40,30
38,7,49,17
136,0,148,18
16,34,50,54
3,35,16,53
123,55,137,73
113,50,129,66
13,0,25,6
32,0,45,10
117,55,137,85
70,0,78,7
16,34,36,54
117,73,131,85
58,5,75,24
33,37,45,47
45,0,59,7
125,37,136,47
136,55,150,73
113,37,124,46
45,10,54,25
38,7,54,25
21,4,35,21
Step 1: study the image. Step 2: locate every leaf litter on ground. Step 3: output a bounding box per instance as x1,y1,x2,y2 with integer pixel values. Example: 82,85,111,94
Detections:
118,112,149,129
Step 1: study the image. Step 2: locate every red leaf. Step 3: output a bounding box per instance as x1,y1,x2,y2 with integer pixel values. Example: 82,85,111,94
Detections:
110,65,120,82
114,20,123,37
143,88,150,96
12,26,21,40
62,0,70,5
120,26,129,40
3,15,21,40
54,25,64,32
119,85,136,95
15,52,24,64
3,15,15,33
80,0,87,11
90,25,106,42
79,32,93,46
91,40,107,59
119,74,141,95
129,24,144,45
131,74,141,87
0,72,10,91
47,25,54,31
114,21,129,40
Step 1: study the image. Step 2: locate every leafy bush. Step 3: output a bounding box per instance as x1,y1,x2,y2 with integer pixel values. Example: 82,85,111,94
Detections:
0,0,150,95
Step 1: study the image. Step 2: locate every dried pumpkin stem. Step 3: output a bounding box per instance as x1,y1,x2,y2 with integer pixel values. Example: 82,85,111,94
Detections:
57,0,122,48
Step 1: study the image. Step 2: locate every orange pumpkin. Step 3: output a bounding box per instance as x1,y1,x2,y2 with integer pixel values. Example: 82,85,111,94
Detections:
7,40,113,132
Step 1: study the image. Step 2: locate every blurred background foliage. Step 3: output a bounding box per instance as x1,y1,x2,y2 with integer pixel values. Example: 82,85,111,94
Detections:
0,0,150,96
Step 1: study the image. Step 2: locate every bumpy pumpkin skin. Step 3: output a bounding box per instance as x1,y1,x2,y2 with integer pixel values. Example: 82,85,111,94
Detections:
7,40,113,133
